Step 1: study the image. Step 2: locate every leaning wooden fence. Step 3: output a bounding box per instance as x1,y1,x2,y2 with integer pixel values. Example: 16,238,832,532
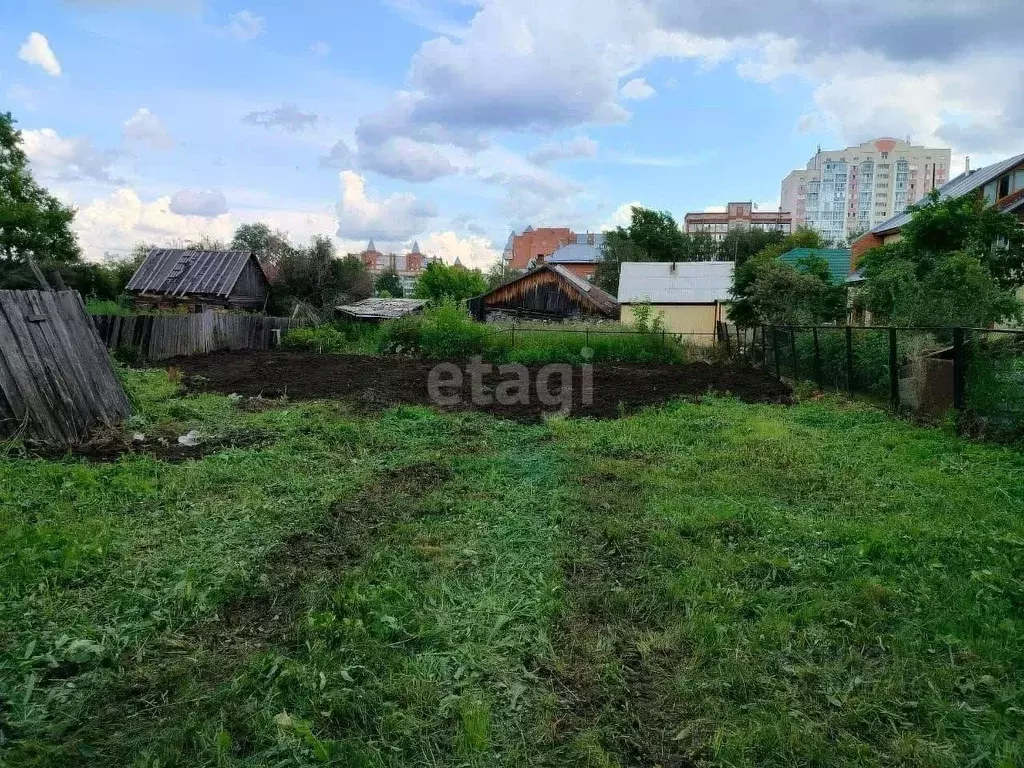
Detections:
92,313,305,360
0,290,131,445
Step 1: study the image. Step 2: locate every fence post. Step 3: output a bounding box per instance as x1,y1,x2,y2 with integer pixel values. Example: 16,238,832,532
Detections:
772,326,781,378
585,327,590,348
789,327,799,379
761,325,767,368
721,322,732,357
952,327,965,411
812,327,822,388
845,326,855,396
889,327,899,411
510,324,515,349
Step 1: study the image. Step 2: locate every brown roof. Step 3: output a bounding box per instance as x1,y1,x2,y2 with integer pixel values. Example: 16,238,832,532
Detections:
473,263,619,317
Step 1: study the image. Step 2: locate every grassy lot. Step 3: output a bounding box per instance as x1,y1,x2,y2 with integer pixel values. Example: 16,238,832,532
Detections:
2,370,1023,767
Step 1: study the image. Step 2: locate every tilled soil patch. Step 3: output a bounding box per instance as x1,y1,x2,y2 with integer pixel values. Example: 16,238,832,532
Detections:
172,351,792,423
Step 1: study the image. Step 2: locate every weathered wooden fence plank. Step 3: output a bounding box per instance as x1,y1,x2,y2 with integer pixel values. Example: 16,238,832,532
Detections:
0,291,130,445
90,313,303,360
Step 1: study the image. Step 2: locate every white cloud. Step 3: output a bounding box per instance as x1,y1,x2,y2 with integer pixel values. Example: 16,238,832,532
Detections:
358,136,457,182
227,10,265,41
71,187,341,261
18,32,62,77
74,188,235,259
310,41,330,56
319,139,353,169
600,201,641,231
335,170,437,241
169,189,229,217
620,77,655,101
123,108,174,150
242,103,321,132
419,231,499,270
528,136,598,166
21,128,120,183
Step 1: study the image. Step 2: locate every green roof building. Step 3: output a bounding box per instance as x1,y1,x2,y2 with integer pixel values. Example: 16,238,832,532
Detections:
779,248,852,284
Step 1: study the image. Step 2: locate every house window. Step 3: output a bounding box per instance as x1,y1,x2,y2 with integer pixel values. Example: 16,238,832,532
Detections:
998,175,1010,199
984,180,998,205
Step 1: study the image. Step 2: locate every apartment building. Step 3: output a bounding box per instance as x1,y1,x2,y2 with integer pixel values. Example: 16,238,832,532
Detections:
356,240,440,295
781,138,952,244
683,202,792,243
503,226,604,271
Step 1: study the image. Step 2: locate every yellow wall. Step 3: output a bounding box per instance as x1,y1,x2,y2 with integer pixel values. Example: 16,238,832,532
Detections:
621,303,723,345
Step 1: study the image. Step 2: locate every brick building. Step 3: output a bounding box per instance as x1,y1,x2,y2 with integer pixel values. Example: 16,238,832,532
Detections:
503,227,605,272
356,240,440,295
683,202,792,243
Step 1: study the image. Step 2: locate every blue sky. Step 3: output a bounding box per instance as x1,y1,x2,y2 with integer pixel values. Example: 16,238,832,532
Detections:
3,0,1021,267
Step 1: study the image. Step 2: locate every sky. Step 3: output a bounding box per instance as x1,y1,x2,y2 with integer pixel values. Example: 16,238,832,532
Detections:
2,0,1022,268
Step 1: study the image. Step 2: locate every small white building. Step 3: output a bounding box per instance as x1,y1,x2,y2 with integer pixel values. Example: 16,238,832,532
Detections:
617,261,734,344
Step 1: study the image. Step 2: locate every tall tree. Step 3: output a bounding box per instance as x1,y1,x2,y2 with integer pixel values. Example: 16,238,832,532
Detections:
375,268,404,298
413,261,488,304
728,228,829,327
0,111,81,268
231,222,295,269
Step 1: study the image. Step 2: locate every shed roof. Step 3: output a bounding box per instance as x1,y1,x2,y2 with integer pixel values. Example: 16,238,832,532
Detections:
871,152,1024,234
126,249,266,298
335,298,427,320
473,263,618,316
617,261,734,304
779,247,852,283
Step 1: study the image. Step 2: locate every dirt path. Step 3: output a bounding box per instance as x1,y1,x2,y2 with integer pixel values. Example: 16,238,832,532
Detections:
172,350,793,423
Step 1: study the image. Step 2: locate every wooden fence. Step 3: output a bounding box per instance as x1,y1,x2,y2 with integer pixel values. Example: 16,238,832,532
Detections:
0,290,131,445
92,313,305,360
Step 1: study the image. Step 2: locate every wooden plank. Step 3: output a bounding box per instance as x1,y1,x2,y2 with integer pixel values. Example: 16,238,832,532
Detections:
24,291,89,439
43,292,121,428
0,292,66,442
55,292,130,422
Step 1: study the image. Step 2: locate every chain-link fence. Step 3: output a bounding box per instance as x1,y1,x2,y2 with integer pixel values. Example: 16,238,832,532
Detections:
721,323,1024,443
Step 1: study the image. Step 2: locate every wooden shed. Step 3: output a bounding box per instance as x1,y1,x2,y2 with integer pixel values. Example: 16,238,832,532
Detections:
126,248,269,312
468,264,619,321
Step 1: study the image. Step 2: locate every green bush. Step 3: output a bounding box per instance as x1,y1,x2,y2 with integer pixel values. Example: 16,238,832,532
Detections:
417,302,492,359
282,326,352,354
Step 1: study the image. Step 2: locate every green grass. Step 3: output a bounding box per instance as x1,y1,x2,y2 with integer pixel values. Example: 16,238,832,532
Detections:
1,370,1023,766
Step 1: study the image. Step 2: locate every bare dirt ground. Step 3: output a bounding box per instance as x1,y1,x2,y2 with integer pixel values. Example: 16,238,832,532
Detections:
171,350,793,423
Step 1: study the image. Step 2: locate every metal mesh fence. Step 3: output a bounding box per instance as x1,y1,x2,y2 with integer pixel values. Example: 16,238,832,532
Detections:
724,323,1024,443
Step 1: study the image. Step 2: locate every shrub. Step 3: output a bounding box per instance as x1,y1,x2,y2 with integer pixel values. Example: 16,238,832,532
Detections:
283,326,351,354
417,302,492,359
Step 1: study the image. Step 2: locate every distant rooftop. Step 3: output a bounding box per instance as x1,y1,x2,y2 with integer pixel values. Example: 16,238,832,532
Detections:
618,261,734,304
779,248,852,283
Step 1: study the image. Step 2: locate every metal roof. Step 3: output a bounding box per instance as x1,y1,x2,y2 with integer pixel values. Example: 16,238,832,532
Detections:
617,261,734,304
335,298,427,320
126,249,264,298
547,241,604,264
871,152,1024,234
780,248,851,283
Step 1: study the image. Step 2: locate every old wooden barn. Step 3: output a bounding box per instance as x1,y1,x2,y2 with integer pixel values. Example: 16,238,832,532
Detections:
126,248,270,312
469,264,619,321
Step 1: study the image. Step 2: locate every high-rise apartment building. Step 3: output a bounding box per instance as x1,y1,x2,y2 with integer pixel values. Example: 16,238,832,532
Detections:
781,138,952,244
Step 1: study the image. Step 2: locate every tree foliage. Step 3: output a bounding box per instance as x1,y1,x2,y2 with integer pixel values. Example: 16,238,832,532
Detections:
413,261,488,305
265,233,372,314
857,190,1024,327
484,261,521,290
375,268,404,298
593,205,792,294
0,111,81,266
728,229,836,327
